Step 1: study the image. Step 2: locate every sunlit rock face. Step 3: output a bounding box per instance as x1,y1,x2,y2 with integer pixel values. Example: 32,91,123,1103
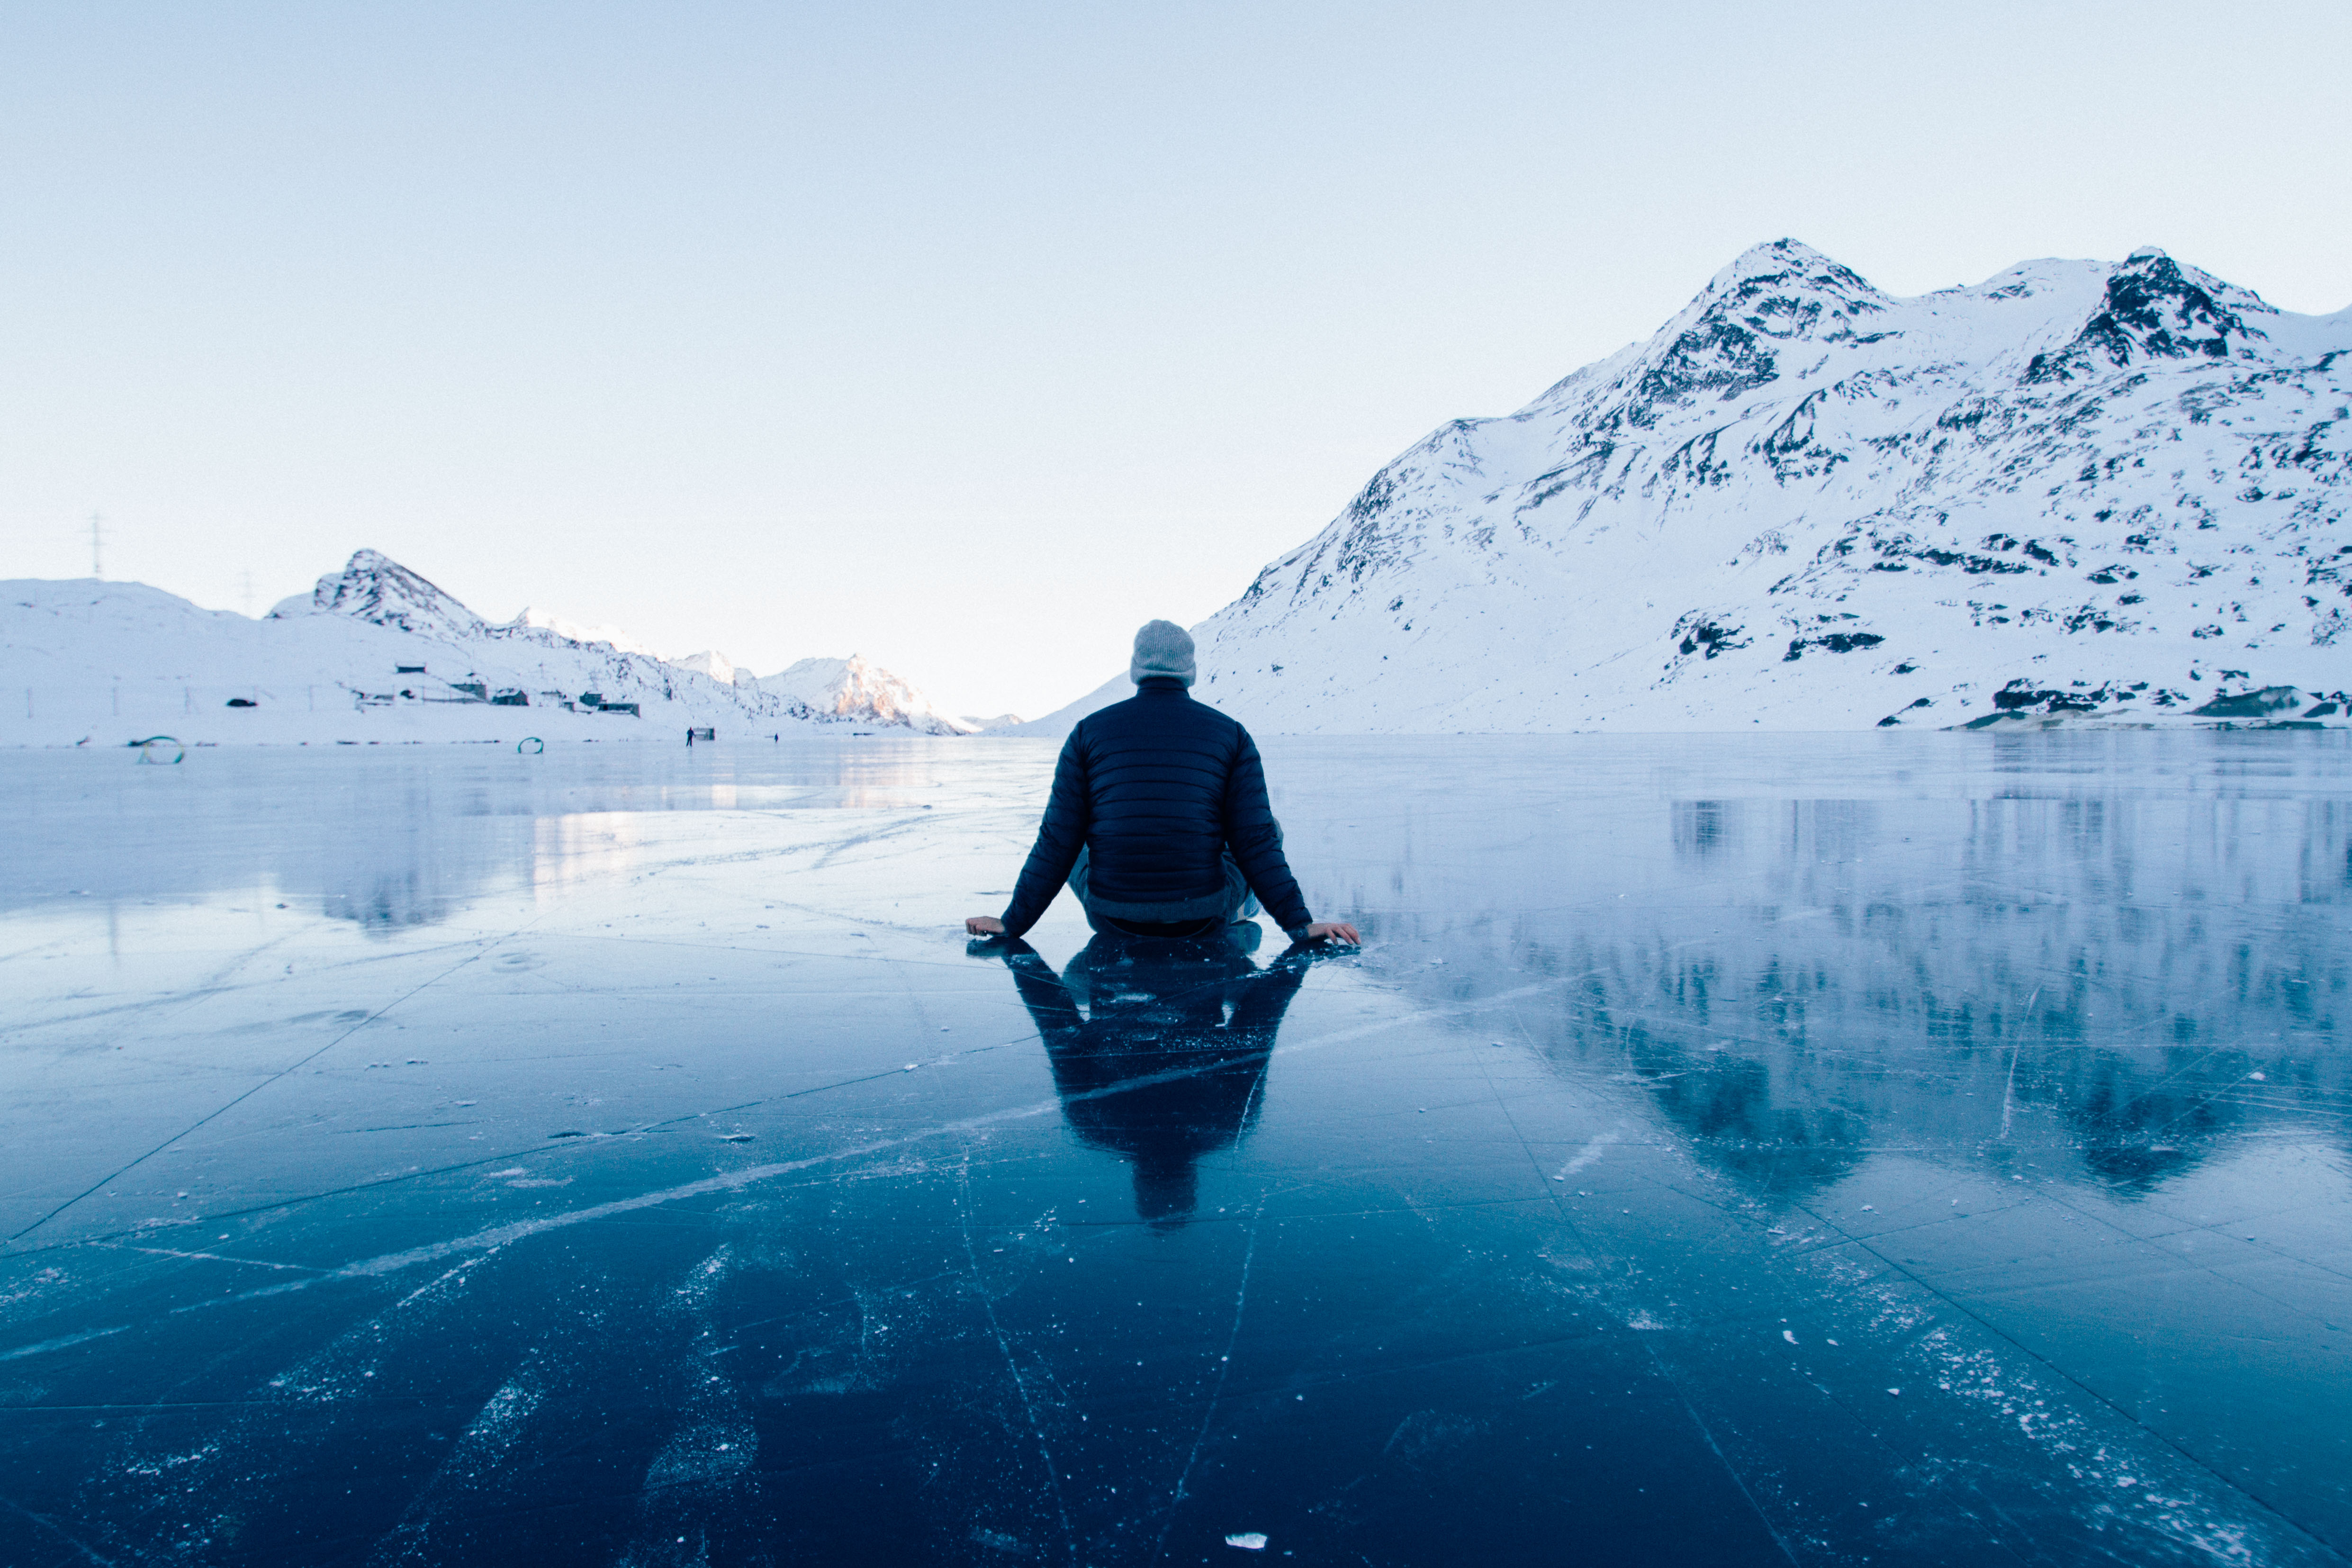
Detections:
758,655,976,735
1190,241,2352,732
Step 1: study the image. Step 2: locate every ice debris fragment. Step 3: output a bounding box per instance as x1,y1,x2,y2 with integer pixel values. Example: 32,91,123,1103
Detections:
1783,1330,1798,1344
1225,1533,1269,1551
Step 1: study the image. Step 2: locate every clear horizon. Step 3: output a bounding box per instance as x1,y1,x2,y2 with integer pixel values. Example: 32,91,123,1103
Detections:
5,0,2347,719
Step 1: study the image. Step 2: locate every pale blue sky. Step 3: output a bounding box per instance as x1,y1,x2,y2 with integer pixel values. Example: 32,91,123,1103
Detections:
6,0,2346,717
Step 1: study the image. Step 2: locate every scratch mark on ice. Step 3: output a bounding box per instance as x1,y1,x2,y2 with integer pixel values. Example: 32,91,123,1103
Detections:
956,1156,1077,1568
1155,1207,1263,1566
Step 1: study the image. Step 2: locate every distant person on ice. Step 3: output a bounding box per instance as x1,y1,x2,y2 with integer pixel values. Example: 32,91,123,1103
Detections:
965,621,1361,946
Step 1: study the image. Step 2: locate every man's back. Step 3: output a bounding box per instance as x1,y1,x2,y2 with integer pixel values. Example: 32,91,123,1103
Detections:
970,619,1354,947
995,677,1311,937
1069,682,1251,908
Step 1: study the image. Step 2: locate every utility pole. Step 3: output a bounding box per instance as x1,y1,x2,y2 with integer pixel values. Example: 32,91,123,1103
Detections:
240,570,256,617
88,513,105,578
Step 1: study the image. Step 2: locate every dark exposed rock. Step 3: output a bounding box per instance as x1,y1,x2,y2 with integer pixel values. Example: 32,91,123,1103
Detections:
1672,615,1750,659
1784,631,1886,661
2191,685,2304,719
2024,250,2257,385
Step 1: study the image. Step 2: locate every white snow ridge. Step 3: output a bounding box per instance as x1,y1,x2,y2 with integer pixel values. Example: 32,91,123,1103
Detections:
1169,240,2348,733
505,607,662,658
3,550,967,746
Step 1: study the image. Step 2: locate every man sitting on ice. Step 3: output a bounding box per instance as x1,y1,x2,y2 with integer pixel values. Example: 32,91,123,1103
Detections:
965,621,1361,946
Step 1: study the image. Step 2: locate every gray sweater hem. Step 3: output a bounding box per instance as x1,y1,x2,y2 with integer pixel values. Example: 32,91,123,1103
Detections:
1084,889,1235,923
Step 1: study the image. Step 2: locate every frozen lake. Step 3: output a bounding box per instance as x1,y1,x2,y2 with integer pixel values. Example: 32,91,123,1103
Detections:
3,733,2349,1567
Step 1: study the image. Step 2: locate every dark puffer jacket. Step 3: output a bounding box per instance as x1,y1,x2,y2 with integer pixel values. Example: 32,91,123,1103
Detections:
998,679,1314,937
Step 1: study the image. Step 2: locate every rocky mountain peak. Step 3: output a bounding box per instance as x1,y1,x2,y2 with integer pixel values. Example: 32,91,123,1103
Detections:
1597,239,1894,431
279,550,489,640
1699,238,1884,308
2024,247,2271,383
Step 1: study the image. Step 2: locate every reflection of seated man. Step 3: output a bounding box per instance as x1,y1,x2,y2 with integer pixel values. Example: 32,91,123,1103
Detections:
976,925,1310,1226
964,620,1360,947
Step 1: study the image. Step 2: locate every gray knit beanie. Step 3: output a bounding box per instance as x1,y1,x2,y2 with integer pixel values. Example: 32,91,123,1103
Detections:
1129,620,1197,686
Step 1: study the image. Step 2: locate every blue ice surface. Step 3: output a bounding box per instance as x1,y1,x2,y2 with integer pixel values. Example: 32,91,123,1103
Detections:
1,732,2348,1567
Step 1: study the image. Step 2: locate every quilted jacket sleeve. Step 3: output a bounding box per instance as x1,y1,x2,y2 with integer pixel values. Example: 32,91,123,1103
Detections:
999,729,1092,937
1220,727,1313,934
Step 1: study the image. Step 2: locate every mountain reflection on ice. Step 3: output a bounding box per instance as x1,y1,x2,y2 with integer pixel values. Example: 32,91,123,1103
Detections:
0,734,2346,1567
1277,735,2352,1208
4,743,975,930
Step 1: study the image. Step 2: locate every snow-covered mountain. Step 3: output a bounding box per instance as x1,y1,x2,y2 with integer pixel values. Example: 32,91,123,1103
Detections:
1032,242,2349,734
3,550,967,746
506,605,661,658
757,655,975,735
669,649,760,689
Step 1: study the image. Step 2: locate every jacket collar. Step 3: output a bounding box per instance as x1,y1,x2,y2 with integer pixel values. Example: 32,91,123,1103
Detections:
1135,677,1190,694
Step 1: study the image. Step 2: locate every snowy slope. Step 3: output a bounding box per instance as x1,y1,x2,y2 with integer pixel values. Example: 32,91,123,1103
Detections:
2,551,960,746
507,606,661,658
1168,242,2349,733
670,649,760,689
995,673,1127,738
758,655,976,735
